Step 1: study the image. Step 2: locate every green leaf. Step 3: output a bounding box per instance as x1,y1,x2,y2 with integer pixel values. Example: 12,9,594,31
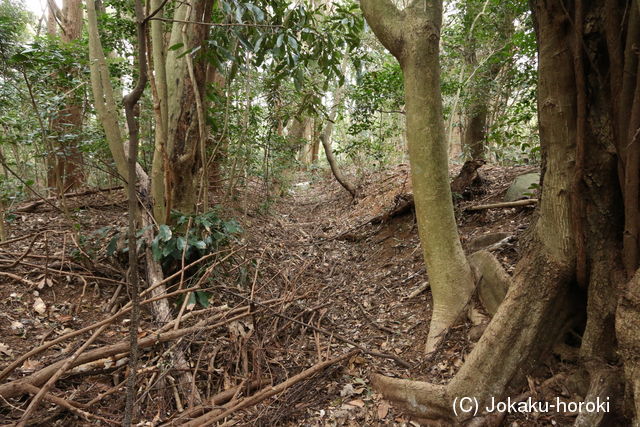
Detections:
169,42,184,51
152,239,162,260
196,291,211,307
176,236,187,251
106,236,118,257
158,224,172,242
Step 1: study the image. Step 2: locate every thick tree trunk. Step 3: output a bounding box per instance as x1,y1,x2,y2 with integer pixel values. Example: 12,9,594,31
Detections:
165,0,214,214
369,1,640,425
463,104,487,159
361,0,475,353
47,0,85,192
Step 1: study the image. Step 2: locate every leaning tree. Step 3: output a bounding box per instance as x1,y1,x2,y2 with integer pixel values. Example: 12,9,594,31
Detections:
362,0,640,425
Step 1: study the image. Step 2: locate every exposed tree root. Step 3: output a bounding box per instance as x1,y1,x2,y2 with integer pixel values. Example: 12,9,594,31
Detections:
371,249,577,423
467,250,510,315
370,374,450,421
616,270,640,425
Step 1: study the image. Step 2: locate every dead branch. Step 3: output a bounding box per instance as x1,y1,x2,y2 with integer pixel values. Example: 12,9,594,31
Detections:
220,289,412,369
0,311,255,401
0,250,240,383
16,322,110,426
0,271,37,287
15,382,117,425
466,199,538,211
350,297,399,335
180,350,359,427
13,186,123,213
168,379,270,424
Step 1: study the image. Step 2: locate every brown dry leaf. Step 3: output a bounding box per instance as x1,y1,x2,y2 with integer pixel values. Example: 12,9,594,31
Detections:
347,399,365,408
377,400,390,419
21,359,43,372
0,342,12,356
33,297,47,315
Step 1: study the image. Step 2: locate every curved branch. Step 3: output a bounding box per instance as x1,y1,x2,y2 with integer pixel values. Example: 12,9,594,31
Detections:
360,0,404,57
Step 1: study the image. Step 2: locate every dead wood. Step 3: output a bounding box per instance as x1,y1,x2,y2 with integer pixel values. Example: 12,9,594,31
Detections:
0,311,254,401
466,199,538,211
167,379,270,424
15,382,118,425
16,322,110,426
0,249,236,383
13,186,123,213
451,159,486,194
180,350,359,427
220,288,412,368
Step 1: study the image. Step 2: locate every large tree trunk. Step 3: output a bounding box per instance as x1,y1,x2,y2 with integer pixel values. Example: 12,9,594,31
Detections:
164,0,214,215
46,0,85,193
361,0,475,353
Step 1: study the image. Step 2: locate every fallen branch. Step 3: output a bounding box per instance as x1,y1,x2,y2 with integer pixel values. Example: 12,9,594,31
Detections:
0,311,254,400
466,199,538,211
13,186,123,213
220,289,412,369
167,379,270,424
181,350,359,427
0,250,235,382
15,382,117,425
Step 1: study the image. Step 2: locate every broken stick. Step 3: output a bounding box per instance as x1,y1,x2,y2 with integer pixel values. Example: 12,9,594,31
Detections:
180,350,359,427
466,199,538,211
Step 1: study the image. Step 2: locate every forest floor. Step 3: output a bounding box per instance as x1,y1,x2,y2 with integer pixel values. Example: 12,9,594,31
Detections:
0,163,581,426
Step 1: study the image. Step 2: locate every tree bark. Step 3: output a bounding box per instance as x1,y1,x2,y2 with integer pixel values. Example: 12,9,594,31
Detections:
46,0,85,192
361,0,475,353
164,0,214,215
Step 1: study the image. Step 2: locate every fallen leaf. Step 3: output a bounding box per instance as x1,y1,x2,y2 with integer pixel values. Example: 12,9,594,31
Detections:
0,343,12,356
21,359,43,372
377,400,390,419
33,297,47,315
340,383,354,397
11,321,24,334
348,399,365,407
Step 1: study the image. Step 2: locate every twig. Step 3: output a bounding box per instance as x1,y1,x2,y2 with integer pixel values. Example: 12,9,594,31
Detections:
220,289,412,369
466,199,537,211
181,350,359,427
0,248,242,383
0,271,37,287
0,311,256,401
350,298,399,335
6,232,41,268
17,322,110,426
16,383,117,425
13,186,123,213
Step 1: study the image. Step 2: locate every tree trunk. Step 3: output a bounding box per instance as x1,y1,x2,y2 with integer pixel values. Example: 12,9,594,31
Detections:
321,85,357,197
361,0,475,353
86,0,201,408
47,0,85,193
164,0,214,215
368,1,640,425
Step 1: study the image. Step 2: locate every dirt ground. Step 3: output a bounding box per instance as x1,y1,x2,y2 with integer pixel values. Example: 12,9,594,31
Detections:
0,163,581,426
